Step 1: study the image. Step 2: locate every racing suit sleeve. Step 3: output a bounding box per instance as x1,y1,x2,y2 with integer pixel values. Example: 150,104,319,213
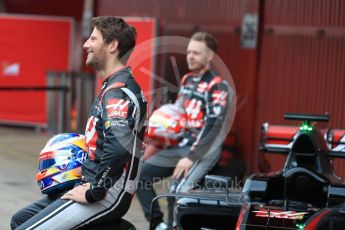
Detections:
186,80,234,162
85,88,136,203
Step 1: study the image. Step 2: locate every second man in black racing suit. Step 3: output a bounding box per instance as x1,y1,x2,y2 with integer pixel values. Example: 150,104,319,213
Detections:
137,31,234,230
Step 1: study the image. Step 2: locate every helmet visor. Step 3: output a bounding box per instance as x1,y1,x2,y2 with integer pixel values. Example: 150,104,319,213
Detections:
38,150,71,171
38,158,56,171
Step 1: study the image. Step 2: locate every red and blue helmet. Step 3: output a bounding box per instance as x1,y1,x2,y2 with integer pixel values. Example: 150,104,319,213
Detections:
35,133,89,195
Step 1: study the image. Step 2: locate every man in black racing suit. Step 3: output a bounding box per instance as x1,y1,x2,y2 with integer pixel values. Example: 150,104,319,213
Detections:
81,65,147,204
137,32,234,230
11,16,147,230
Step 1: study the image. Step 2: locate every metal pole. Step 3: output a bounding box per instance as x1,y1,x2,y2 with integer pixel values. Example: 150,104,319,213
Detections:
81,0,94,38
65,72,72,132
76,72,83,133
47,71,56,134
57,73,66,133
0,0,6,12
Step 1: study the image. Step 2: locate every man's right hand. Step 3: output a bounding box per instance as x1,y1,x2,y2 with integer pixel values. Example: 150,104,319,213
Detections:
61,183,90,204
172,157,194,179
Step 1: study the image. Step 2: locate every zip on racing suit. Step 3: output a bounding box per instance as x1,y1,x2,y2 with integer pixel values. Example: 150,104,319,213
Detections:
11,66,148,230
136,69,234,227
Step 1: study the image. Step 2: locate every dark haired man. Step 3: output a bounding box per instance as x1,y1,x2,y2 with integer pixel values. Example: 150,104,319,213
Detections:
137,32,233,230
11,16,147,230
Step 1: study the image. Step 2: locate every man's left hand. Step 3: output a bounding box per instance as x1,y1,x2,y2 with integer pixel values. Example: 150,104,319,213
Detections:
61,183,90,204
173,157,194,179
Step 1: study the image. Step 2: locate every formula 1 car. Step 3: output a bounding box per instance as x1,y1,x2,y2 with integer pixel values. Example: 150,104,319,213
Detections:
151,113,345,230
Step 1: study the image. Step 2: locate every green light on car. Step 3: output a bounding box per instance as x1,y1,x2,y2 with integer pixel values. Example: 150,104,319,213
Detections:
299,122,313,132
296,223,305,230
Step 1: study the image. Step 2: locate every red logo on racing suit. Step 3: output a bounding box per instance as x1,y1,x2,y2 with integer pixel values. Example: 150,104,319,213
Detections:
106,99,129,119
85,116,98,159
196,82,208,93
212,90,227,107
184,98,204,128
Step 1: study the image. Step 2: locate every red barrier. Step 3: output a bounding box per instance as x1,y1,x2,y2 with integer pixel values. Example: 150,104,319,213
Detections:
0,14,73,127
127,18,156,107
